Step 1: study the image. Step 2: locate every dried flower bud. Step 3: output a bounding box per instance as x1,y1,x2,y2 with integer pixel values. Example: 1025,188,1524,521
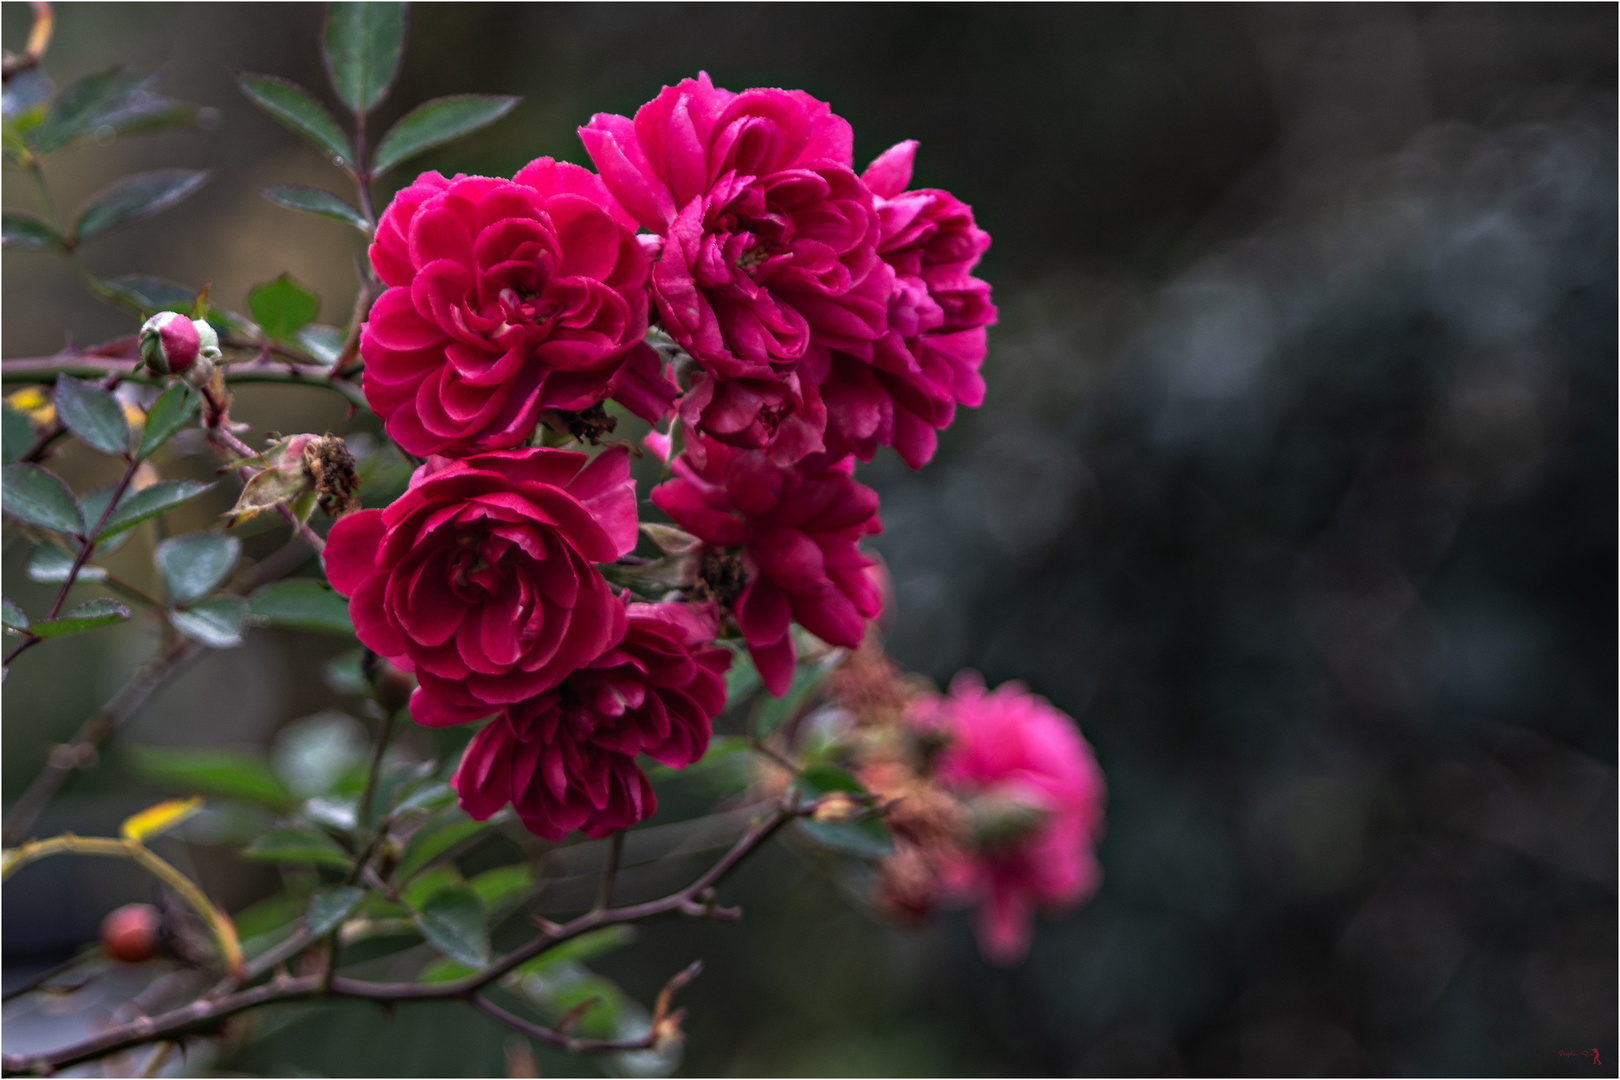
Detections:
303,434,361,520
139,312,220,381
101,902,161,963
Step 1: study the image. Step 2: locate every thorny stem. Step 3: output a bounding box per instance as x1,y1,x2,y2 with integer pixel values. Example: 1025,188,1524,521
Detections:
0,795,825,1075
2,351,370,410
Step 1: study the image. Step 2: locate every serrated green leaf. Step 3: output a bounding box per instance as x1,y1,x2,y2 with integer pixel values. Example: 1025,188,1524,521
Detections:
3,596,28,631
293,323,346,366
2,405,35,466
793,763,894,860
307,885,366,937
155,532,240,605
27,67,199,155
99,479,212,538
73,169,209,243
137,382,199,460
29,597,131,639
169,596,247,648
468,864,534,910
26,543,107,584
236,73,353,167
100,275,246,335
323,2,406,116
413,883,489,967
248,579,354,635
124,743,294,808
243,825,353,869
2,463,84,535
248,274,319,342
371,94,519,175
2,210,62,250
53,375,129,456
752,656,834,738
261,185,369,231
397,809,493,883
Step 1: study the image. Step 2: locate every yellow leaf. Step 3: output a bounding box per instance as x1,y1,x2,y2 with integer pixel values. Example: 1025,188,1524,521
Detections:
6,386,54,426
120,796,203,843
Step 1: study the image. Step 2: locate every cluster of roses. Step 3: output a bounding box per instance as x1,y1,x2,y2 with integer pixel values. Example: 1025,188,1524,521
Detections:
324,74,995,840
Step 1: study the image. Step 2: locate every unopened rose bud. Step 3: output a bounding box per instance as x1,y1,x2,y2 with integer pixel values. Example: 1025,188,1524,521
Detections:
965,792,1048,851
139,312,221,384
100,902,161,963
362,651,416,713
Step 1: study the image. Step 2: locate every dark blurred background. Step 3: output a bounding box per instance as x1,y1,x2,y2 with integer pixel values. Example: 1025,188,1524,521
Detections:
3,3,1615,1076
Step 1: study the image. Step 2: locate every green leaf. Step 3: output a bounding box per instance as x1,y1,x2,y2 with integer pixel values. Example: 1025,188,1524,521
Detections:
155,532,240,605
371,95,519,175
271,711,368,798
3,596,28,631
248,579,354,635
100,275,246,335
397,809,493,882
2,405,35,465
137,383,199,460
243,825,354,869
2,210,62,250
413,883,490,968
306,885,366,937
29,597,131,639
323,2,406,116
261,185,369,231
322,648,368,696
26,543,107,584
53,375,129,456
752,656,834,738
248,274,319,342
512,926,635,976
99,479,212,539
73,169,209,243
235,73,354,167
468,864,534,910
124,744,294,808
293,323,346,367
169,596,248,649
27,67,199,155
2,463,84,535
393,781,455,816
793,763,894,860
418,957,476,984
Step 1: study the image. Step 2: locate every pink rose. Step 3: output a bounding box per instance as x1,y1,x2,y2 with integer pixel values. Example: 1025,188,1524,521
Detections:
323,447,638,726
651,434,882,695
814,141,997,469
361,160,674,458
452,599,731,839
580,73,891,462
909,672,1105,965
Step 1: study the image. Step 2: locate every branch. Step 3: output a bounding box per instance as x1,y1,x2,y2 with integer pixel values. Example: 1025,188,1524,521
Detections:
0,530,322,847
2,350,369,411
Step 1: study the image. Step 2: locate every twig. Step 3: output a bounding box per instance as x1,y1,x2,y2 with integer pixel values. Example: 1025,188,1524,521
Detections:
1,795,828,1074
471,995,662,1055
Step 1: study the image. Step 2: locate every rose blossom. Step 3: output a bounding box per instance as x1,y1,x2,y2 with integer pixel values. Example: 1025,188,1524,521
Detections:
323,446,637,726
908,672,1105,965
651,433,882,695
813,141,996,469
361,159,675,458
453,599,731,840
580,73,890,462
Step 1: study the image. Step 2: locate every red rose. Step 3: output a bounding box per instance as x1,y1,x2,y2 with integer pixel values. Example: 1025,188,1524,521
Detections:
453,599,731,839
324,446,638,725
362,160,673,458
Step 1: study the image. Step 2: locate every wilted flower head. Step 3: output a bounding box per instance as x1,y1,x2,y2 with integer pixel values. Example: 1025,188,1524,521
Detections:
908,671,1105,964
